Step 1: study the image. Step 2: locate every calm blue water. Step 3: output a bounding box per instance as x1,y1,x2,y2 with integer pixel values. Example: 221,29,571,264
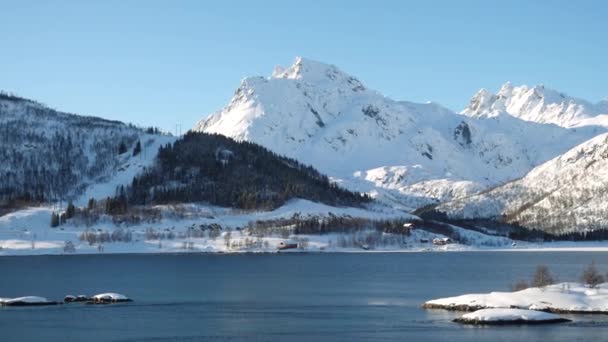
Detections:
1,252,608,341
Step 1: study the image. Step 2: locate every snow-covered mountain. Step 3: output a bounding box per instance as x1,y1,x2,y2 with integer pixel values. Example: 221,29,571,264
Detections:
195,57,603,209
0,92,174,209
463,82,608,128
435,132,608,234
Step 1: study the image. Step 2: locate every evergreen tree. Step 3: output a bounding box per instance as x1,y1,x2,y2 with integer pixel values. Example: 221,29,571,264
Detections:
118,142,128,155
65,200,76,219
133,140,142,156
50,212,60,227
87,198,97,211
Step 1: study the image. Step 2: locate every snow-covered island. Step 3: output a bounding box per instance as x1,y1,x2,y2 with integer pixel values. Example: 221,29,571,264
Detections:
0,296,58,307
424,283,608,314
1,293,133,307
453,309,571,325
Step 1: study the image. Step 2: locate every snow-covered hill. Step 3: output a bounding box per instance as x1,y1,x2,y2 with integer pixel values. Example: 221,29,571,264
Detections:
195,57,603,209
436,133,608,234
0,92,175,209
463,82,608,128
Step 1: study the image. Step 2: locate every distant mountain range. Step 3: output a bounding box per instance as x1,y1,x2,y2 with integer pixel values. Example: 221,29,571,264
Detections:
3,57,608,235
195,57,606,213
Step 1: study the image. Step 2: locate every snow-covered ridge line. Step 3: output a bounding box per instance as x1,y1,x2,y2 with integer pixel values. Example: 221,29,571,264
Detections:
463,82,608,128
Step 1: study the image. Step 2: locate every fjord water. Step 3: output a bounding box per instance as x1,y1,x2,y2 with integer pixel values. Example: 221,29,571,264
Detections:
1,253,608,341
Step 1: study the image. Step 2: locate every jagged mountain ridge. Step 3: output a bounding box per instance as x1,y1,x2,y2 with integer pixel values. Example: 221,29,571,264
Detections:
463,82,608,128
195,57,604,209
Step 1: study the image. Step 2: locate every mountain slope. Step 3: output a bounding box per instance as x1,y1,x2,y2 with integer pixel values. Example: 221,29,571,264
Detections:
463,82,608,128
195,57,603,209
435,133,608,234
0,92,173,210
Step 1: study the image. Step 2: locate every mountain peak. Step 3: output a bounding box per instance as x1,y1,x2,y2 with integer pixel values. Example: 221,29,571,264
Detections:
462,88,499,118
270,56,366,91
497,81,513,96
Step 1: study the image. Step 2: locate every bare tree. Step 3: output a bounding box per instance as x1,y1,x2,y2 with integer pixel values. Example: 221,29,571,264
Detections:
224,231,232,249
531,265,556,289
63,241,76,253
581,261,605,289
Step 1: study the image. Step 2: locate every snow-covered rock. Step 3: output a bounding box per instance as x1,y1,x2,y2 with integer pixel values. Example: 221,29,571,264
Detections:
64,295,89,303
463,82,608,128
0,296,57,306
424,282,608,313
454,308,571,325
195,57,603,208
90,293,131,303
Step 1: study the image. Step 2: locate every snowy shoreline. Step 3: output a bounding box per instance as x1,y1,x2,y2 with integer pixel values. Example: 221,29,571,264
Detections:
424,283,608,314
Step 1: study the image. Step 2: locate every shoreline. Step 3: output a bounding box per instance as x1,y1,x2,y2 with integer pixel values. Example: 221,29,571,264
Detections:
3,244,608,257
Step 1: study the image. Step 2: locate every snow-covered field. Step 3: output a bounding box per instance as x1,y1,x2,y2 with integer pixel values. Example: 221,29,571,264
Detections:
1,199,608,256
424,282,608,313
0,200,419,256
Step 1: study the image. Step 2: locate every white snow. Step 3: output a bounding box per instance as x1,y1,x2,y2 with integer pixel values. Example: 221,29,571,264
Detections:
457,308,566,322
425,282,608,313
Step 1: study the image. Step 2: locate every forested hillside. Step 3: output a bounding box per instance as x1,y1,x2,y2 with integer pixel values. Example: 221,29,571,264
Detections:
119,132,371,210
0,92,161,211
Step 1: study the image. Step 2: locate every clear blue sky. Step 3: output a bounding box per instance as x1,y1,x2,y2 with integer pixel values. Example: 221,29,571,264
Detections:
1,0,606,133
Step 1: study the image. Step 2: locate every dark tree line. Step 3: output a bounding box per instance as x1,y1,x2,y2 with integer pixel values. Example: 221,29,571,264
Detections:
119,132,371,210
417,208,608,242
